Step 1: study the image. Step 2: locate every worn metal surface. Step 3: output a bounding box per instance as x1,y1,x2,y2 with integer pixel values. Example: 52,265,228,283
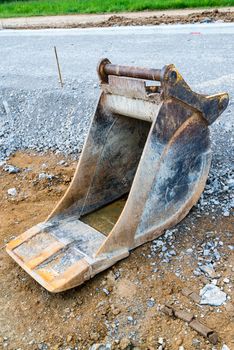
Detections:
6,58,229,292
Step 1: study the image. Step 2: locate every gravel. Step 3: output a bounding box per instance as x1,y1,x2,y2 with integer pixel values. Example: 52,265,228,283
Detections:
147,298,155,308
3,164,20,173
38,172,54,180
222,345,230,350
0,83,95,160
89,344,112,350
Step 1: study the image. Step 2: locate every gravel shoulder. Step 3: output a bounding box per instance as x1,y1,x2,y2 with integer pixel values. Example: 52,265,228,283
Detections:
0,7,233,29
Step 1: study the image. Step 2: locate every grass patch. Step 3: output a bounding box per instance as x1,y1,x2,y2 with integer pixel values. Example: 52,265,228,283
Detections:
0,0,233,18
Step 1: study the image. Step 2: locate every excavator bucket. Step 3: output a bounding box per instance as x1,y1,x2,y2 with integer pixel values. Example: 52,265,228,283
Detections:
6,59,229,292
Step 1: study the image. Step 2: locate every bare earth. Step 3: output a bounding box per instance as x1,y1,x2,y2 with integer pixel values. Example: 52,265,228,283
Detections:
0,152,233,350
0,7,233,30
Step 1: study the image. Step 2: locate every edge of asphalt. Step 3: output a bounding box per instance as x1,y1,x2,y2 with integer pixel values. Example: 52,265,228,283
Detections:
0,7,234,30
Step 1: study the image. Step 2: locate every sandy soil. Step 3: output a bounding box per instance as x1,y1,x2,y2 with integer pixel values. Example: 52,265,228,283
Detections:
0,8,233,30
0,151,233,350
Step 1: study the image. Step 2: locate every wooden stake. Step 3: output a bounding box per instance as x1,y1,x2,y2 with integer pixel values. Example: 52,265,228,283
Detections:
54,46,64,88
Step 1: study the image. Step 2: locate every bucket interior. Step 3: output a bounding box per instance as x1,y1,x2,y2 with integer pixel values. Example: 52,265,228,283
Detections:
79,113,151,235
81,195,128,236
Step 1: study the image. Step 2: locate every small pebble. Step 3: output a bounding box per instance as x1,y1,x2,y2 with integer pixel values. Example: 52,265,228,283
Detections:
4,164,20,174
223,278,230,284
221,345,230,350
7,188,17,196
102,288,110,296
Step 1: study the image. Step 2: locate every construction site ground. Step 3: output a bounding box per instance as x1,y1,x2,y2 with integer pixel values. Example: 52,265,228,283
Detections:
0,150,233,350
0,13,233,350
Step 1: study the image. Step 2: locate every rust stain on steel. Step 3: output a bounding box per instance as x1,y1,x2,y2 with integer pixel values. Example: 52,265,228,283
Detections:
104,63,161,82
6,58,229,293
25,241,65,269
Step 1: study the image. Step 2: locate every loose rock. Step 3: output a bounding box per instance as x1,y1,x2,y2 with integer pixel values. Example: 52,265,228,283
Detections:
221,345,230,350
200,284,227,306
4,164,20,174
7,188,17,196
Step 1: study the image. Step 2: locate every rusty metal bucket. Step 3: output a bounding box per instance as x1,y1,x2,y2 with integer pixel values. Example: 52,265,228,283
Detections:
6,59,229,292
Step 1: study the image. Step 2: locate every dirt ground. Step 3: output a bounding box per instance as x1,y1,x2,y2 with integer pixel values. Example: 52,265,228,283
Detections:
0,151,233,350
0,9,233,30
89,10,234,29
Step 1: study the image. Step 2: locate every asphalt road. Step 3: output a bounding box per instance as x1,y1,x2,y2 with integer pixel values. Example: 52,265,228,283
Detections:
0,23,233,160
0,23,233,90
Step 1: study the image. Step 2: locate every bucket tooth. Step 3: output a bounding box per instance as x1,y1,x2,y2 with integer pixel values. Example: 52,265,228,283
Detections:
6,59,229,292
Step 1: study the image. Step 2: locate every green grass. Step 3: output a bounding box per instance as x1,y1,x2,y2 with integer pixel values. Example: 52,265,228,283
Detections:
0,0,233,18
